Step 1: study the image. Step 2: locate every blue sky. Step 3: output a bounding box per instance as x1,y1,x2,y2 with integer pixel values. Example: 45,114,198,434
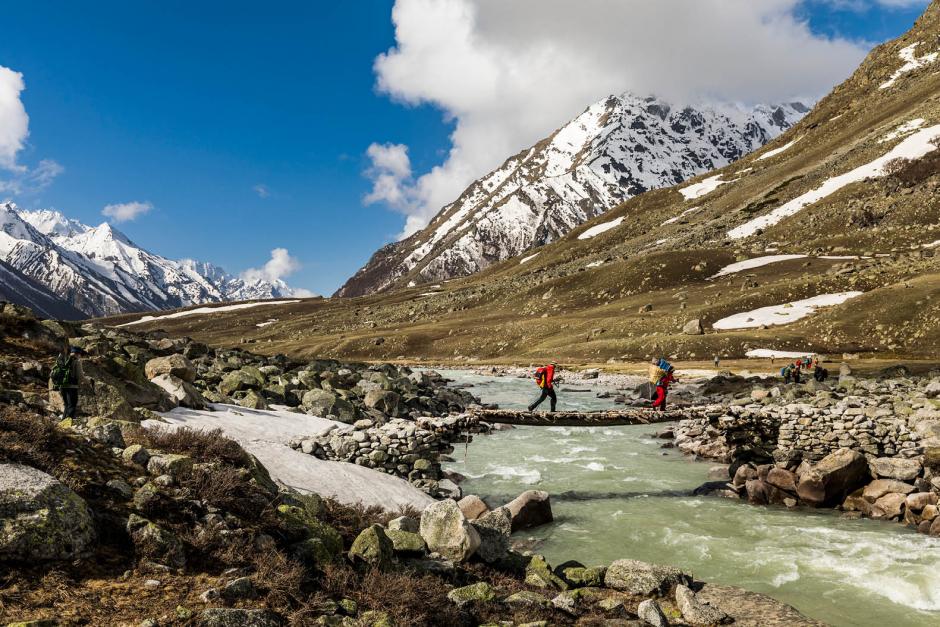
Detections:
0,0,930,294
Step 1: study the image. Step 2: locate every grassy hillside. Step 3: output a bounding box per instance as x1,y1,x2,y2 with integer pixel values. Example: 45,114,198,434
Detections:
102,3,940,365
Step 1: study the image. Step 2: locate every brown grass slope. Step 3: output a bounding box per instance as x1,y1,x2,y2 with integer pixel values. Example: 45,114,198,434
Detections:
102,3,940,364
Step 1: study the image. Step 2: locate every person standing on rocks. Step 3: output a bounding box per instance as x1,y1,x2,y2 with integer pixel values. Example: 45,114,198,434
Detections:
50,345,84,421
651,366,676,411
528,362,557,412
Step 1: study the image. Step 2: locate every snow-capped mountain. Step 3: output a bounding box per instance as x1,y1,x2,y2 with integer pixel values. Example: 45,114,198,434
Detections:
0,257,85,320
337,93,808,297
0,203,303,317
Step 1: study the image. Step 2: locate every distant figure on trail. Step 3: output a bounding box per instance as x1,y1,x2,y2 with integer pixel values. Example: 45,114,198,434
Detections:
528,362,557,412
713,355,720,368
813,358,829,382
650,360,676,411
781,363,792,384
50,345,84,421
791,359,803,384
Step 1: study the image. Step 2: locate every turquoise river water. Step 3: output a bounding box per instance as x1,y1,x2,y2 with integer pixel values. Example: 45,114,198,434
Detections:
440,370,940,627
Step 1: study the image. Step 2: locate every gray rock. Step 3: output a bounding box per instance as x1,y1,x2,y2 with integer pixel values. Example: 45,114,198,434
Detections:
198,608,282,626
0,463,96,562
457,494,489,520
151,374,207,409
470,508,511,564
870,457,922,481
675,584,729,625
145,354,197,382
637,598,670,627
796,449,870,507
122,444,151,467
89,422,126,448
419,499,480,562
503,489,553,531
604,559,690,595
682,319,704,335
387,515,419,532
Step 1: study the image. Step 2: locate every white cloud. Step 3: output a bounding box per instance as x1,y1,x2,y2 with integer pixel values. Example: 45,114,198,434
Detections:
241,247,301,283
102,200,153,223
0,65,28,172
253,183,270,198
291,288,317,298
0,158,64,195
363,142,424,233
369,0,873,237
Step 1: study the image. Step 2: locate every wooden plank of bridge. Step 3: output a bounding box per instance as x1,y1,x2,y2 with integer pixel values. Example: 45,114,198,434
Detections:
467,408,699,427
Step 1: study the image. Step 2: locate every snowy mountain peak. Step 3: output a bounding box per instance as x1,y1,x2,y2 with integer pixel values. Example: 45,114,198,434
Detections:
0,205,305,317
337,92,808,297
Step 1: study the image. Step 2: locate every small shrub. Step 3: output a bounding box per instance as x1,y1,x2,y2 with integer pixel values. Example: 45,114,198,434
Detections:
319,499,421,545
0,408,65,474
124,426,251,467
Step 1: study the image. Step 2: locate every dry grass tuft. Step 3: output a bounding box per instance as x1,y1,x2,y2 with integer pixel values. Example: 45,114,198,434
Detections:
319,499,421,545
125,425,251,467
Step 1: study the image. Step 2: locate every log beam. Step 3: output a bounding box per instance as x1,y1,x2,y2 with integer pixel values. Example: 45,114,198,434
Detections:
467,407,703,427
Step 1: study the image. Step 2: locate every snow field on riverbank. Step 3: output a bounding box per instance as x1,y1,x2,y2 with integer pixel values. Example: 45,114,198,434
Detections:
712,292,863,330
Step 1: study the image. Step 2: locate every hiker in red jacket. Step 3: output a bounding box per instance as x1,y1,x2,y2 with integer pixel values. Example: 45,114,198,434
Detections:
651,367,676,411
528,362,558,412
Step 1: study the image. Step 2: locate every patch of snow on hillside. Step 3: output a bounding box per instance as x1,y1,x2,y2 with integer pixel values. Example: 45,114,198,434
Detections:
711,254,808,278
120,300,300,326
680,175,729,200
585,260,604,268
923,240,940,248
757,138,800,161
519,252,540,264
148,405,433,510
727,125,940,239
256,319,278,328
881,119,925,143
661,206,701,226
880,43,938,89
578,216,624,240
746,349,816,359
712,292,863,330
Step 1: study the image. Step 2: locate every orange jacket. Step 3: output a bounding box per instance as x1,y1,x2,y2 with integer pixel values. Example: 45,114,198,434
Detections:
535,364,555,389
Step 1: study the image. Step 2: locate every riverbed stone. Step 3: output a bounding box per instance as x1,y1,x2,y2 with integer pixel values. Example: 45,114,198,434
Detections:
863,479,915,501
419,499,480,562
906,492,938,512
446,582,495,608
796,449,870,507
470,508,511,564
604,559,690,596
457,495,489,520
504,590,550,609
870,457,922,482
0,463,96,562
675,584,729,626
385,529,426,554
502,490,553,531
873,493,906,519
766,467,798,493
525,554,568,590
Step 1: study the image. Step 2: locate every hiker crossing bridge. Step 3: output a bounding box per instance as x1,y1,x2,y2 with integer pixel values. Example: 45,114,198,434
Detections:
466,407,708,427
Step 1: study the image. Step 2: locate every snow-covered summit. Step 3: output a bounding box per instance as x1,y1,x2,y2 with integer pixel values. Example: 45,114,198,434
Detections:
338,93,808,296
0,202,303,317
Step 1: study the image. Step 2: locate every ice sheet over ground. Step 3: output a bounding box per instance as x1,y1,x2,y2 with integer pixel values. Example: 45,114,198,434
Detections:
146,404,435,511
577,216,624,240
712,292,864,330
711,254,808,278
756,138,800,161
746,349,816,359
728,125,940,239
881,119,925,143
120,300,301,326
680,175,729,200
880,43,939,89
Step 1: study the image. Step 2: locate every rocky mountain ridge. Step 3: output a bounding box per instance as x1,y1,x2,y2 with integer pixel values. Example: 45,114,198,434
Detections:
338,94,808,297
0,203,302,318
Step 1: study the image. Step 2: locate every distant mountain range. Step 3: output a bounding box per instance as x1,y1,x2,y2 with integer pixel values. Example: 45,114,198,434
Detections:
0,203,302,318
337,93,808,296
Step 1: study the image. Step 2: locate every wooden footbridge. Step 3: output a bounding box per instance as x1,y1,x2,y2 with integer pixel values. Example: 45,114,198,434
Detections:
466,407,708,427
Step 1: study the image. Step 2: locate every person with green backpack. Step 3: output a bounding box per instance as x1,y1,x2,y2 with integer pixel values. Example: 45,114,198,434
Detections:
50,346,84,421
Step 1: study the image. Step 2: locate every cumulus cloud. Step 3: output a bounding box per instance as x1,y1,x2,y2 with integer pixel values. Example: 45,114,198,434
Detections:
0,65,28,172
102,200,153,223
241,247,302,284
368,0,875,237
363,142,425,231
253,183,270,198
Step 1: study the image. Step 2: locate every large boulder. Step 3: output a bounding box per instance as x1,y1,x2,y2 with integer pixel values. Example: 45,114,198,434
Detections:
870,457,922,482
604,559,690,595
0,464,95,562
419,499,480,562
502,490,553,531
145,354,196,382
150,374,207,409
862,479,915,501
363,389,403,417
302,389,358,422
795,449,870,507
682,319,704,335
457,495,489,520
470,508,511,564
219,370,263,397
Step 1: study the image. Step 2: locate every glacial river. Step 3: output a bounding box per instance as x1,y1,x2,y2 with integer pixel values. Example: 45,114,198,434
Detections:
440,370,940,627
